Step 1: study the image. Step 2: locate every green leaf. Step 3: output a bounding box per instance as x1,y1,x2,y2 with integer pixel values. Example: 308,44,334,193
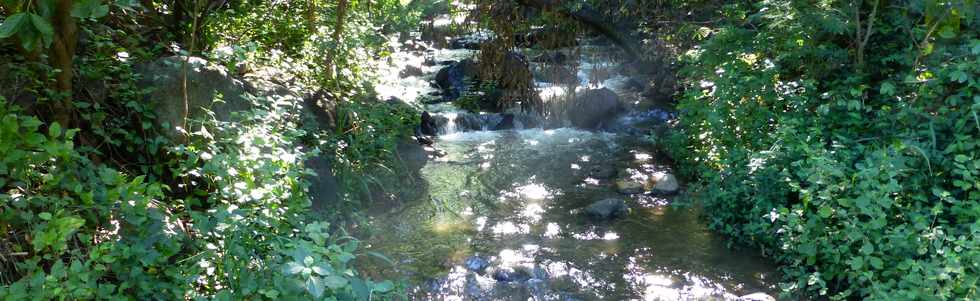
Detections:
39,212,53,220
879,82,896,96
372,280,394,293
868,256,884,269
860,242,874,255
0,13,28,39
28,14,54,47
955,154,969,163
285,262,305,275
48,122,62,138
350,278,371,301
71,0,109,19
323,275,349,289
306,277,324,298
818,206,833,218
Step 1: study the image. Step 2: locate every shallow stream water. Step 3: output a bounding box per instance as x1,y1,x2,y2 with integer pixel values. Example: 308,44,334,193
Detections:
358,21,778,300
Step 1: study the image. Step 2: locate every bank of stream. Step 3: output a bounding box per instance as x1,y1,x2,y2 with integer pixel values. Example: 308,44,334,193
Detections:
357,15,779,301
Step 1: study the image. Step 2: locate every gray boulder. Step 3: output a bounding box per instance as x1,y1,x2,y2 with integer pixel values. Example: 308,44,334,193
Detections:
584,199,628,220
567,88,621,129
652,173,680,194
135,56,252,138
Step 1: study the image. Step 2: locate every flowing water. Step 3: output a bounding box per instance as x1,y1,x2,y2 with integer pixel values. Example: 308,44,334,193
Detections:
359,22,778,300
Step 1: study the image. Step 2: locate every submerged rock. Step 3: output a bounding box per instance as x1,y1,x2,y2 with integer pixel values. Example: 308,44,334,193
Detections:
567,88,621,129
584,199,628,220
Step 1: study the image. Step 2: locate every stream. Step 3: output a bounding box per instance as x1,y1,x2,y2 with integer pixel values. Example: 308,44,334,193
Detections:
358,16,779,301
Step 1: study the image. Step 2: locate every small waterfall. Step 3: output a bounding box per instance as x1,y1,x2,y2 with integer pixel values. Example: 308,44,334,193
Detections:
441,112,459,135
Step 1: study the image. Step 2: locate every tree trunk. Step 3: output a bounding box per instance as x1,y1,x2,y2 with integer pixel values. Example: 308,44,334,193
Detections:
49,0,78,127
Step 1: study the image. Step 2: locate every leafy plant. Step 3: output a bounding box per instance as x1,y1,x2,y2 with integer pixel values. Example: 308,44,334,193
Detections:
664,0,979,299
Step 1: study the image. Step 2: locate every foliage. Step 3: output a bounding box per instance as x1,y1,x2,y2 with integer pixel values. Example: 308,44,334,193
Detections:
1,0,428,299
665,0,979,299
0,94,396,299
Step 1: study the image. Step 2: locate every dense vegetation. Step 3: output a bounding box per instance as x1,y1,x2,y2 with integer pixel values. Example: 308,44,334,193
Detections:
1,0,978,299
0,0,423,299
654,1,979,299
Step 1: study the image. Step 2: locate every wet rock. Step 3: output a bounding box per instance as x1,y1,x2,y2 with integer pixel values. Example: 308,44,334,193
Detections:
435,59,478,101
465,256,490,273
492,267,532,283
415,135,435,145
567,88,621,129
452,113,483,131
419,111,449,136
739,292,776,301
651,173,680,194
584,199,628,220
420,111,440,136
399,65,425,78
494,114,516,130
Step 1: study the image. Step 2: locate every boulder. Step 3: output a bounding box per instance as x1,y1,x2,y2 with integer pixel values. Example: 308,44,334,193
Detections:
493,114,516,130
651,173,680,194
584,199,628,220
135,56,252,138
434,59,478,101
454,113,484,131
419,111,447,136
305,155,340,212
567,88,621,129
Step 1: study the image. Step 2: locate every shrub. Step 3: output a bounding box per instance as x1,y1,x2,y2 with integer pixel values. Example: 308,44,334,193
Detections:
665,1,980,299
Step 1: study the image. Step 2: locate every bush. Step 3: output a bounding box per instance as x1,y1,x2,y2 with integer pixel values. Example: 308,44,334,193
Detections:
0,95,395,299
665,1,980,299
